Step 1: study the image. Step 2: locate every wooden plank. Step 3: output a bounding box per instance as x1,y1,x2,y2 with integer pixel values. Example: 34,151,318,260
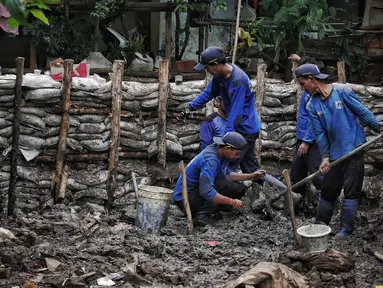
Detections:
157,60,169,167
7,57,24,216
106,60,125,210
337,61,346,83
54,59,73,204
255,63,267,166
165,12,172,61
54,1,177,11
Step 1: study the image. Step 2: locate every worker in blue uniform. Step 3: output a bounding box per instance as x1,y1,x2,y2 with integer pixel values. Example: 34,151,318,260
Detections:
288,54,323,204
172,132,266,226
296,63,383,237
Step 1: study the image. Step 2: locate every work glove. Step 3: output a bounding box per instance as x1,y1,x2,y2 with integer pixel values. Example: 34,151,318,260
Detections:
180,105,191,120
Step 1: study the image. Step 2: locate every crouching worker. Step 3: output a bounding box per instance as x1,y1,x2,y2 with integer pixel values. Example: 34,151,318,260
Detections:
172,132,265,226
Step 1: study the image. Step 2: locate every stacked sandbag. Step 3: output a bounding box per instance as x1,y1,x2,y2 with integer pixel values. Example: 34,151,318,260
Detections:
258,81,298,161
0,75,16,155
117,80,206,158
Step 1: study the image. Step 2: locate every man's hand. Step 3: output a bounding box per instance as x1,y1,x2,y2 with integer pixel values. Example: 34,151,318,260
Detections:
232,199,244,209
180,106,191,120
288,54,301,62
250,170,266,181
297,142,309,157
319,158,330,174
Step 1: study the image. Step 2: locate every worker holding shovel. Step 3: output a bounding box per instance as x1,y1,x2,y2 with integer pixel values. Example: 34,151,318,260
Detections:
296,63,383,238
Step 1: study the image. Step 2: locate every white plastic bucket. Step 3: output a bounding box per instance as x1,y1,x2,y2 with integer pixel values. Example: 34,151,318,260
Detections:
297,224,331,252
135,185,173,233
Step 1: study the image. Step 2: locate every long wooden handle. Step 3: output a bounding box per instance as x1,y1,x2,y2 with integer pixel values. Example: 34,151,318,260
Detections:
179,161,193,233
283,169,302,246
271,134,382,203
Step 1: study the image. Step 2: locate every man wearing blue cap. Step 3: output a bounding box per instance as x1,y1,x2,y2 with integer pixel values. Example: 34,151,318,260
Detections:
187,46,261,175
172,132,266,226
288,54,323,205
296,63,383,237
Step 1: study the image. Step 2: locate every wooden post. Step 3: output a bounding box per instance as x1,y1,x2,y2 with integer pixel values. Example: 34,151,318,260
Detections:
255,63,267,166
337,61,346,84
179,161,193,233
106,60,125,210
232,0,242,64
204,72,214,116
54,59,73,204
165,12,172,61
282,169,302,246
94,18,100,52
198,26,204,62
157,60,169,167
29,44,37,69
7,57,24,216
292,61,303,119
204,25,209,49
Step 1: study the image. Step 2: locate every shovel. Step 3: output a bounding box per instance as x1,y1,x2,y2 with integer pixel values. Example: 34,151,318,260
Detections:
268,134,382,207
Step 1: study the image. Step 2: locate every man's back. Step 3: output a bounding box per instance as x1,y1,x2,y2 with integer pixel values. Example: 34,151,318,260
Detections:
200,112,227,151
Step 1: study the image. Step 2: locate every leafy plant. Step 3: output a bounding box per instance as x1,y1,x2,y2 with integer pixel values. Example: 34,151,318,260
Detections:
260,0,336,65
331,22,368,79
91,0,123,19
24,15,94,62
125,33,146,56
1,0,59,27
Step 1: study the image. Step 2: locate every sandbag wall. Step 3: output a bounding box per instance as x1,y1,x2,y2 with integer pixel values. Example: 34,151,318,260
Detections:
1,72,383,212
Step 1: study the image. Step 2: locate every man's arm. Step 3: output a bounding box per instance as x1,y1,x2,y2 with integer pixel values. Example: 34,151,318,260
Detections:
229,170,265,182
307,104,330,159
200,121,214,151
341,88,382,133
224,83,246,133
199,159,242,207
189,78,219,111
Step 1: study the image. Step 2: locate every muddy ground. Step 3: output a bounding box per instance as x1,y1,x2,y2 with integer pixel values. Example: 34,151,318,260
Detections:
0,184,382,288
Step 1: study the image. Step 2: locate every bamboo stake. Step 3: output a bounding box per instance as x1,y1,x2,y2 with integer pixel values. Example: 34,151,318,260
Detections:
7,57,24,216
157,60,169,167
232,0,242,64
292,60,303,119
282,169,302,246
106,60,125,210
54,59,73,203
179,160,193,233
337,61,346,84
255,63,267,166
58,165,69,202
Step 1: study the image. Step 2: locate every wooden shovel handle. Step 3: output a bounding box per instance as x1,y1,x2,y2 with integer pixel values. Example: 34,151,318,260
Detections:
179,161,193,233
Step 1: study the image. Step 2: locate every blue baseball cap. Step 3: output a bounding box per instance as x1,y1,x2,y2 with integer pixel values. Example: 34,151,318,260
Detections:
194,46,225,71
295,64,329,80
213,132,247,150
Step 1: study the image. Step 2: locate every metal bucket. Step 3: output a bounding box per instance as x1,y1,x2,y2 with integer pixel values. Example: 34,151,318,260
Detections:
297,224,331,252
135,185,173,234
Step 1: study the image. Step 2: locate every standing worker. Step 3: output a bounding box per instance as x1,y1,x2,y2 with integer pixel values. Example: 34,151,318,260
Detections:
288,54,323,205
295,63,383,237
172,132,265,226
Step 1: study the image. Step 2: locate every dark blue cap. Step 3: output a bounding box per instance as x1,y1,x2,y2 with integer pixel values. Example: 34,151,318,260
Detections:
295,64,329,80
194,46,225,71
213,132,247,150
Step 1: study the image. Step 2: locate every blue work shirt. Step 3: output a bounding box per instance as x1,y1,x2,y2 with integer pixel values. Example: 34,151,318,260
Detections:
306,83,381,160
200,112,227,151
188,64,261,135
296,91,315,143
172,144,231,202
